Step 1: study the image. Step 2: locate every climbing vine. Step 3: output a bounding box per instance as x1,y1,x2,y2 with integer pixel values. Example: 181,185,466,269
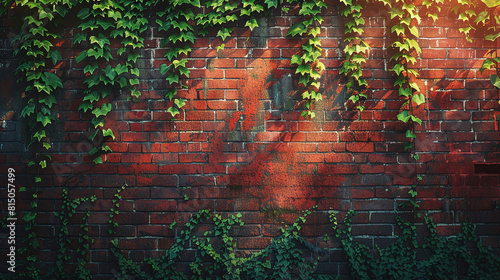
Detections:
2,0,500,278
339,0,370,111
331,210,500,279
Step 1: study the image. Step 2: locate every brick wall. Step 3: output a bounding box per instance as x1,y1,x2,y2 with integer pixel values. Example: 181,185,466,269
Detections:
1,1,500,278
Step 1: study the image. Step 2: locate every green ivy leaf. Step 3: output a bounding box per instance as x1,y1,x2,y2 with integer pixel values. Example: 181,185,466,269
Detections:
397,110,411,123
75,51,87,63
22,211,37,222
48,50,62,65
485,32,500,41
167,106,180,117
39,94,57,108
406,130,416,138
166,73,179,85
392,63,405,76
92,103,112,118
399,87,412,97
480,58,495,73
391,24,405,36
93,156,103,164
102,128,115,140
482,0,500,8
104,65,117,81
217,28,233,41
286,22,307,37
296,64,310,75
412,93,425,106
43,142,51,150
174,98,187,108
160,64,171,75
21,100,35,117
165,88,177,100
37,112,54,127
78,101,93,112
491,75,500,89
33,130,46,142
245,18,259,31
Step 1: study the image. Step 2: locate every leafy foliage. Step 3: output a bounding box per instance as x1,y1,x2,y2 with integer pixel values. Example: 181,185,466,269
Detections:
332,211,500,280
286,0,327,119
110,205,336,280
339,0,370,111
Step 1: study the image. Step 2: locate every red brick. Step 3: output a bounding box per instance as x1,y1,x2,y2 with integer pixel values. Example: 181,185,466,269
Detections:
346,142,374,153
307,132,338,142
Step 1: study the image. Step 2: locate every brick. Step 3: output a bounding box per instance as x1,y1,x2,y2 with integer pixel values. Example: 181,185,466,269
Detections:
136,200,177,211
307,132,338,142
346,142,374,153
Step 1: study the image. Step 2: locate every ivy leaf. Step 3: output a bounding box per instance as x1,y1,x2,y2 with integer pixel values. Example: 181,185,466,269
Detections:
286,22,307,37
406,130,416,138
127,53,140,63
167,106,180,117
102,128,115,140
475,11,490,25
130,68,140,76
160,64,171,75
398,87,412,97
78,101,93,112
480,58,495,73
92,103,112,118
408,26,419,37
174,98,187,108
166,74,179,85
392,64,405,76
397,110,411,123
93,156,103,164
21,100,35,117
265,0,278,8
115,64,129,75
308,27,321,37
130,78,140,86
412,93,425,106
407,39,421,55
411,115,422,125
39,94,57,108
84,63,98,74
390,24,404,36
77,8,90,19
482,0,500,8
165,88,177,100
39,160,47,168
75,51,87,63
178,66,190,77
23,211,37,222
245,18,259,31
217,28,233,41
296,64,310,75
34,40,53,52
104,65,117,81
37,112,54,126
490,74,500,89
49,50,62,65
43,142,51,150
291,55,302,65
118,77,127,88
485,32,500,41
33,130,46,142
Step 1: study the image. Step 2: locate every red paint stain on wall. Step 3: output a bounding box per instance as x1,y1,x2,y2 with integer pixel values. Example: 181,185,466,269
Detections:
228,143,318,210
228,59,274,131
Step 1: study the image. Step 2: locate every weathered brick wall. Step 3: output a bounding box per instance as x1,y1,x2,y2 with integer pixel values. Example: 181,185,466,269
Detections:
1,1,500,278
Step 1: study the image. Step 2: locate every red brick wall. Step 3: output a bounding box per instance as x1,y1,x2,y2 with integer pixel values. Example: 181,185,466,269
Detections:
1,2,500,278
